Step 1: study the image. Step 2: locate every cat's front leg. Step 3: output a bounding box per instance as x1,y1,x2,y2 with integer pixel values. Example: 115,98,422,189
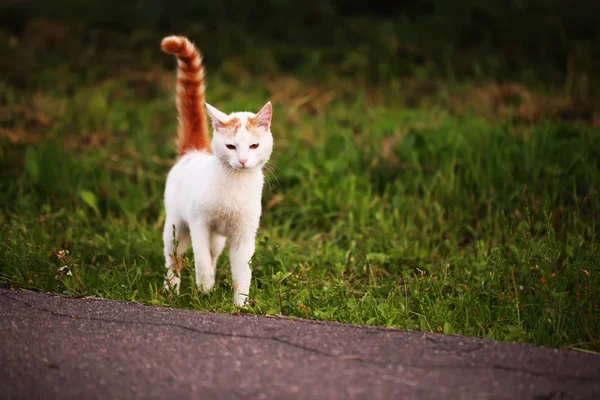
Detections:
189,220,215,294
229,231,256,306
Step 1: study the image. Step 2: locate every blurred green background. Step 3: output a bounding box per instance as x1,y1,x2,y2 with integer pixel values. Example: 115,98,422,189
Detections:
2,0,600,92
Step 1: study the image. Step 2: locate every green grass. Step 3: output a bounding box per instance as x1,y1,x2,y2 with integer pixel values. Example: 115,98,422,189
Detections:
1,39,599,352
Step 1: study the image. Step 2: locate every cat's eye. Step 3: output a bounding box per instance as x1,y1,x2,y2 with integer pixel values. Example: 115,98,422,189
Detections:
226,144,236,150
250,143,259,149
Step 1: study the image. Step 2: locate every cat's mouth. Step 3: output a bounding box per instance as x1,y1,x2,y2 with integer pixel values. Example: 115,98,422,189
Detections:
227,163,254,172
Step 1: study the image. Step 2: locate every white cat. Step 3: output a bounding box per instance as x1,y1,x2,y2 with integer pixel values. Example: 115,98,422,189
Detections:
160,35,273,306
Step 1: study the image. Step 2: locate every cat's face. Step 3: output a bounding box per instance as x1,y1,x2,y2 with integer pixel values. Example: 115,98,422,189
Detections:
207,102,273,171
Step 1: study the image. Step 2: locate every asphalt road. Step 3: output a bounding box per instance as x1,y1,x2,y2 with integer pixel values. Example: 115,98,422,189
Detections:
1,288,598,399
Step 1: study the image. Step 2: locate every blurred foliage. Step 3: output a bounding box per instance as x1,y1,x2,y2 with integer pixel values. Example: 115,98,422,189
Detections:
1,0,599,91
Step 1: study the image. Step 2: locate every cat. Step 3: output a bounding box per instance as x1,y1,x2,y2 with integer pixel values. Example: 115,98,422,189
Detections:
160,35,273,306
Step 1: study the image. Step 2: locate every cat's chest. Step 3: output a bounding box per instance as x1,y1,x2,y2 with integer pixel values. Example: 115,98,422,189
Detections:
207,206,242,237
204,180,262,236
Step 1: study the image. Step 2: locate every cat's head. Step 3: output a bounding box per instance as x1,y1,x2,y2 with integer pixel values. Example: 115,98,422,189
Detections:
206,102,273,171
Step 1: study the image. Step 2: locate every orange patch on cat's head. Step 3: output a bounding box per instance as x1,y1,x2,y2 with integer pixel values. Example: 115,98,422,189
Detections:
215,117,241,134
246,117,268,138
245,117,258,131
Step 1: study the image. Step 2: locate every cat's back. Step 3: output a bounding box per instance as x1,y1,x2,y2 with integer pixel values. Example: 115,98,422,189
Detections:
165,150,215,198
164,150,218,220
168,150,213,178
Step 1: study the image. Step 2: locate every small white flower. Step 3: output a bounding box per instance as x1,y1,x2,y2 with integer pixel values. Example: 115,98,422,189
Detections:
55,266,73,280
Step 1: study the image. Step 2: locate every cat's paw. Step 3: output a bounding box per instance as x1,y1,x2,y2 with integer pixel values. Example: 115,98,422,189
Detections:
196,273,215,294
234,293,248,308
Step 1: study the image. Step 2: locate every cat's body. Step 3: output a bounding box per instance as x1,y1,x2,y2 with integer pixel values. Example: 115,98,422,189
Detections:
161,35,273,306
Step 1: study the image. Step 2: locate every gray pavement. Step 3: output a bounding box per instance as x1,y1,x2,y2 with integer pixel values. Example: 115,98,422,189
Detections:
1,288,598,399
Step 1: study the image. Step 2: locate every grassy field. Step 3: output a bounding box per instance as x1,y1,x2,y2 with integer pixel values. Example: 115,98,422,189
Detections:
1,26,599,352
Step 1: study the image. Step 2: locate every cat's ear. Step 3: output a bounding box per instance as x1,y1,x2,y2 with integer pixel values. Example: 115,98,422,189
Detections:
254,101,272,130
206,103,229,129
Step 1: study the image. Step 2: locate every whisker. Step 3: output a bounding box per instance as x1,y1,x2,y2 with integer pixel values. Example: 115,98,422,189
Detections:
263,162,282,190
264,160,281,173
264,174,274,192
262,166,277,192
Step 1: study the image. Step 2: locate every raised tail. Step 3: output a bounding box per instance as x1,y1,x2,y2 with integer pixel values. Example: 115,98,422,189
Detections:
161,35,211,156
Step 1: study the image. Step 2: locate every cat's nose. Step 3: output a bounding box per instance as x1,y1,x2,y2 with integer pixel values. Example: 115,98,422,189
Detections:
239,159,248,167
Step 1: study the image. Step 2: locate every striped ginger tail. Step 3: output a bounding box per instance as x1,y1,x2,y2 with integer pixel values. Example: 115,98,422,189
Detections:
161,35,211,156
